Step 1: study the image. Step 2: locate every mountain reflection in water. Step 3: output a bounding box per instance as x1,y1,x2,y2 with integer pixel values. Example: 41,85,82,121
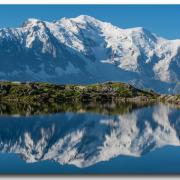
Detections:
0,102,180,168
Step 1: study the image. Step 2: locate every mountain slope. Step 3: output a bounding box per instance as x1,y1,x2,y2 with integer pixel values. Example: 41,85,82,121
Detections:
0,15,180,93
0,81,158,105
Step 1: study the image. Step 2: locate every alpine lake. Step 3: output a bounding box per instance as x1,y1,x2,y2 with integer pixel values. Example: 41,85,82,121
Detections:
0,82,180,174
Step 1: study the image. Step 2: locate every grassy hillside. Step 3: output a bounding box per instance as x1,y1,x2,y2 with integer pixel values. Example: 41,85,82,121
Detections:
0,81,159,104
3,81,179,116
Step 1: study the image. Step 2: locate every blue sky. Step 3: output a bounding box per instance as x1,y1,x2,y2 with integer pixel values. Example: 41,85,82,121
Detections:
0,5,180,39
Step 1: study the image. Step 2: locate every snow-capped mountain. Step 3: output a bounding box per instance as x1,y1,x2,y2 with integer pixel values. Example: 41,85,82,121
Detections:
0,15,180,93
0,103,180,168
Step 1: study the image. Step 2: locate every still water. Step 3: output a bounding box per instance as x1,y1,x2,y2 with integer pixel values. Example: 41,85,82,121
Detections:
0,102,180,174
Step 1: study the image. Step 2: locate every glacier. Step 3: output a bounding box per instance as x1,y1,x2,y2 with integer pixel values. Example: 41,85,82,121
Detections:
0,15,180,93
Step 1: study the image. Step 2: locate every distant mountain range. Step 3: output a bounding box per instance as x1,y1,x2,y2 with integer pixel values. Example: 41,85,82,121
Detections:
0,104,179,168
0,15,180,94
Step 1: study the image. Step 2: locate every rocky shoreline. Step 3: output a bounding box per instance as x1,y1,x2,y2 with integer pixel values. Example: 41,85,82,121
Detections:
158,94,180,105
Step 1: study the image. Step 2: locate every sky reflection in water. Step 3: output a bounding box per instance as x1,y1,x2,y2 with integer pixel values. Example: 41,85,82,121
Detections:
0,102,180,174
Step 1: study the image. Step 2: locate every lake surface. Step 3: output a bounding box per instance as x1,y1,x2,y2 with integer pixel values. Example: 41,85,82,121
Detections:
0,102,180,174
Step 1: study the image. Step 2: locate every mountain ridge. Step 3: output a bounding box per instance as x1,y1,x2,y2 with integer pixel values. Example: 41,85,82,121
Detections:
1,15,180,94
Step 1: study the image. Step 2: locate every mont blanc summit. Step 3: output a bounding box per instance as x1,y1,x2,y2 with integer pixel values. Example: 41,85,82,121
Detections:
1,15,180,93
